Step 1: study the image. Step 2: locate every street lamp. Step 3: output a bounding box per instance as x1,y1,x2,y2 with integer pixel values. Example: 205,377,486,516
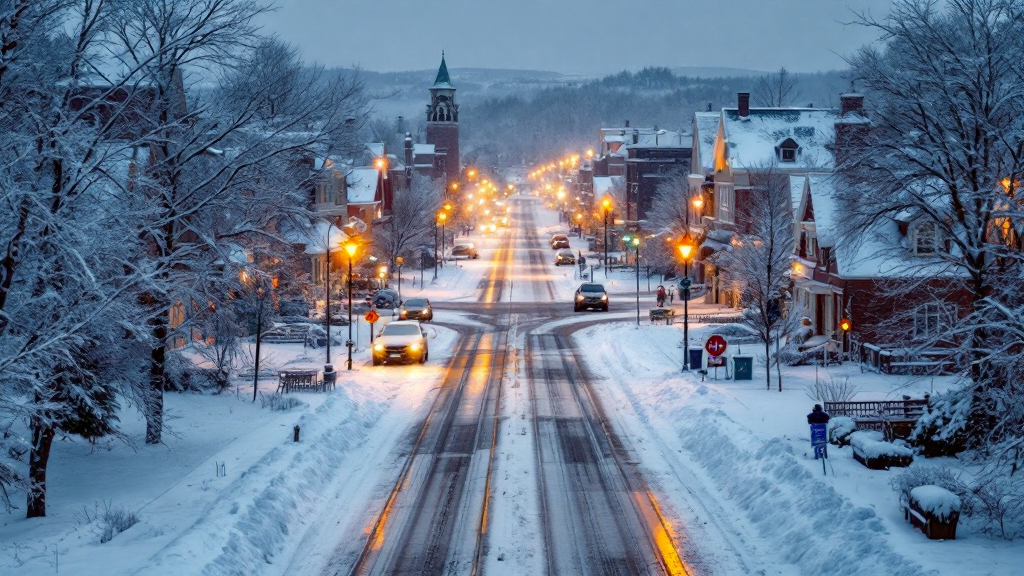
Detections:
436,210,447,279
240,268,271,401
678,233,697,371
601,197,613,278
575,213,583,237
344,240,359,370
631,235,641,325
395,256,404,304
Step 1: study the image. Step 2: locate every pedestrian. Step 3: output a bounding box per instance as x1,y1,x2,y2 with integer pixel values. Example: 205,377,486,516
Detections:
807,404,831,459
669,286,675,304
656,285,666,307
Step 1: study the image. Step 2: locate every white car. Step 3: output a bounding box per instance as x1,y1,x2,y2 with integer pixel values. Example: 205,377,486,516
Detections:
372,321,429,365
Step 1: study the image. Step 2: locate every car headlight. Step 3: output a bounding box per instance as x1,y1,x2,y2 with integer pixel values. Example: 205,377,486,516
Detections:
409,342,421,352
601,294,608,301
400,311,407,318
373,343,384,352
575,294,584,301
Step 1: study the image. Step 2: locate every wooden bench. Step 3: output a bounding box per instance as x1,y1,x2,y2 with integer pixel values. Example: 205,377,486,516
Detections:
649,308,675,324
825,397,929,441
277,370,321,393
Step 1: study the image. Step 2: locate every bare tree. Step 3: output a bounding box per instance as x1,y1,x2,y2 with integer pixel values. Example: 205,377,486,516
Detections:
104,0,366,444
752,66,801,107
372,177,442,265
840,0,1024,454
718,166,798,391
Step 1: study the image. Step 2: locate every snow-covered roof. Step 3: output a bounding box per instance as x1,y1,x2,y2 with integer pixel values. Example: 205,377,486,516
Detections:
593,175,623,197
292,220,352,255
720,108,838,171
347,168,380,205
693,112,720,173
413,143,435,155
790,174,807,212
366,143,384,158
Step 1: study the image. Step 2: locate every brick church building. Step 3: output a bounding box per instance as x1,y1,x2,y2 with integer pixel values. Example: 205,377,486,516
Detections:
424,53,460,182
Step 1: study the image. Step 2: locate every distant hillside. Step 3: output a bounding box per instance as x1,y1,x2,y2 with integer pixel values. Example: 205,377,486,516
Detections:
343,65,848,170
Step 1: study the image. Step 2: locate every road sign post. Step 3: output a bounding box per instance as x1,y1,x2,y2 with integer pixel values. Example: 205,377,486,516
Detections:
705,334,728,380
810,422,828,475
365,309,380,343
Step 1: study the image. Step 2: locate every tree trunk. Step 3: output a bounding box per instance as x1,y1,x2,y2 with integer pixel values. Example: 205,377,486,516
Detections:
765,339,772,391
146,309,168,445
27,414,55,518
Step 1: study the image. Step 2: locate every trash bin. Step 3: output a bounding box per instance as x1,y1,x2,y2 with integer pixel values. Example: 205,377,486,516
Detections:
688,348,704,370
733,356,753,380
322,364,336,390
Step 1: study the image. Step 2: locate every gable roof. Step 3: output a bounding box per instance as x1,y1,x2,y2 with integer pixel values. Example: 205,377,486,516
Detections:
347,168,381,205
593,175,623,197
719,108,839,171
693,112,720,173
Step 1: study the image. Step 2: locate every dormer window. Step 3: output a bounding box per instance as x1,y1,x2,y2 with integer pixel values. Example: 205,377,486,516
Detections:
776,138,800,163
911,221,949,255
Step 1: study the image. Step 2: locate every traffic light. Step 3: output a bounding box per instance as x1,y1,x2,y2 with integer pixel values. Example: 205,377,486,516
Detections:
839,318,851,332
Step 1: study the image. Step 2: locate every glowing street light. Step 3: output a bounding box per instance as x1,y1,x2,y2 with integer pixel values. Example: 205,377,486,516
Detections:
601,197,613,278
678,233,697,371
343,240,359,370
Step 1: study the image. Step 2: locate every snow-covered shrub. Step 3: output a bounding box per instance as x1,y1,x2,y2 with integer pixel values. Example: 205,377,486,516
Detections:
851,431,914,469
910,485,962,522
828,416,857,446
969,476,1024,540
805,373,858,403
909,391,969,457
258,393,304,411
76,501,140,544
889,465,970,511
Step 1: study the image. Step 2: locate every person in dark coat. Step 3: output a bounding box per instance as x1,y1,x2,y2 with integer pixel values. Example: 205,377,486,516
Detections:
807,404,831,459
807,404,831,424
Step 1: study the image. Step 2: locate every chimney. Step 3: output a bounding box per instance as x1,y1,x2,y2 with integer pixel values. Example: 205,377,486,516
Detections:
404,132,413,187
738,92,750,117
625,119,630,128
840,93,865,116
632,128,639,144
707,102,712,112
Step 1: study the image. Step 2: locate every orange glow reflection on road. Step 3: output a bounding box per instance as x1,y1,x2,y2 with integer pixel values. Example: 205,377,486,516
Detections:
636,489,690,575
367,492,396,551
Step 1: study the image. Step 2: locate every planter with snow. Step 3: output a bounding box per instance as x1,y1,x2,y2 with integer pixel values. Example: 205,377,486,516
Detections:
828,416,856,446
905,485,960,540
850,431,914,470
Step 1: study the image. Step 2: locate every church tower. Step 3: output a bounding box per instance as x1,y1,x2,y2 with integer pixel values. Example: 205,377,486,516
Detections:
425,53,460,181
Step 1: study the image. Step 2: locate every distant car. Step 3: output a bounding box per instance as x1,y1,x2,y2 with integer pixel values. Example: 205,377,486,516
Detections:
371,289,400,309
574,283,609,312
550,234,570,249
372,320,429,365
450,243,479,259
400,298,433,321
554,249,576,266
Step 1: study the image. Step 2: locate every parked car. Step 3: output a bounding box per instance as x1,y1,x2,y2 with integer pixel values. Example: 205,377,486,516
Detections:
450,243,479,259
574,283,609,312
372,320,429,365
372,289,400,309
554,249,576,266
400,298,433,321
550,234,570,249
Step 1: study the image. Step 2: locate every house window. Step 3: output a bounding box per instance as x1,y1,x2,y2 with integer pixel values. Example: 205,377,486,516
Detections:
777,138,799,163
717,183,734,223
913,303,946,338
912,221,947,255
781,148,796,162
315,179,328,204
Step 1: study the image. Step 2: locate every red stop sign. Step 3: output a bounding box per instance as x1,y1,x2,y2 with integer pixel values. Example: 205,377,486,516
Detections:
705,335,728,357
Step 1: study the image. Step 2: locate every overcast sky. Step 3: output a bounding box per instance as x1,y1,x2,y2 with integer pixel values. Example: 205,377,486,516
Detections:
259,0,893,76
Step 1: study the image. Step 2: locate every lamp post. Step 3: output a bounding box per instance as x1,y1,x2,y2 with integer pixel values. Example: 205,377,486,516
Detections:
575,213,583,237
678,233,696,371
631,236,641,325
601,197,612,278
240,268,271,401
395,256,404,304
324,242,332,365
344,240,358,370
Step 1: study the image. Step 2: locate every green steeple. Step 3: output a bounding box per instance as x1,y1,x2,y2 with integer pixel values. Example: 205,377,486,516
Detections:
432,52,453,88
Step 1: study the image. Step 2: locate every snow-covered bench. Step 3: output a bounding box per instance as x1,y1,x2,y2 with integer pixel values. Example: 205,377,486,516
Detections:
904,485,960,540
849,431,914,470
